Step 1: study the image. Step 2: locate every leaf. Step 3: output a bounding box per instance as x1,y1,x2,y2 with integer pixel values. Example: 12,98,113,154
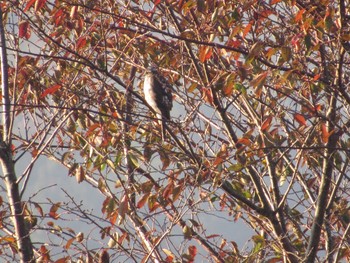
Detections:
246,42,264,64
280,47,292,62
183,225,193,239
118,194,129,223
188,245,197,259
201,87,214,105
270,0,282,5
199,46,213,62
294,9,305,22
19,21,31,39
206,234,220,239
49,202,61,220
162,182,174,200
136,193,150,209
70,5,78,19
321,123,334,143
128,153,140,169
261,116,273,131
76,36,87,50
54,257,70,263
294,113,306,126
242,21,253,39
250,71,268,89
75,165,85,183
75,232,84,242
34,0,47,11
237,137,251,146
187,83,198,93
172,185,182,202
163,249,174,262
41,84,62,98
24,0,36,12
34,202,44,216
65,238,74,249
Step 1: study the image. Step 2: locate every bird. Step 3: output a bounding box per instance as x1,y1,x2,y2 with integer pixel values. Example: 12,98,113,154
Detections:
143,66,173,140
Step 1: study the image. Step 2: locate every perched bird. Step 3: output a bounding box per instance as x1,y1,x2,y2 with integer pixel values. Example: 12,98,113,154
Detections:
143,66,173,140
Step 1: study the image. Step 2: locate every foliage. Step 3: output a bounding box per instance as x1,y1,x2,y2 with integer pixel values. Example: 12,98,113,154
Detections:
0,0,350,262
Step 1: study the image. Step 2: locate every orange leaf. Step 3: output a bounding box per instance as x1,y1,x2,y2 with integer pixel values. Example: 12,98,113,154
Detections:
201,87,214,105
199,46,212,62
65,238,74,249
237,137,251,146
109,211,118,225
321,123,335,143
261,116,273,131
41,84,62,98
54,257,70,263
313,74,321,81
49,202,61,219
242,21,253,39
294,113,306,126
295,9,305,22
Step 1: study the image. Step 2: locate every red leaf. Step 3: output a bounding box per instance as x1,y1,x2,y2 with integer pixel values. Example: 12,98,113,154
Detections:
294,113,306,126
19,21,31,39
24,0,36,12
261,116,273,131
53,9,65,26
188,245,197,257
206,234,220,239
39,245,50,261
76,36,87,50
270,0,282,4
41,84,62,98
136,193,149,209
162,182,174,200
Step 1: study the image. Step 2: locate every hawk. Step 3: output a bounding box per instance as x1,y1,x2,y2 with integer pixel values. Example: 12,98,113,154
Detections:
143,66,173,140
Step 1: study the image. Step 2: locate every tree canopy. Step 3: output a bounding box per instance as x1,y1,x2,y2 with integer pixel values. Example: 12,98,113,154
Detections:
0,0,350,262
